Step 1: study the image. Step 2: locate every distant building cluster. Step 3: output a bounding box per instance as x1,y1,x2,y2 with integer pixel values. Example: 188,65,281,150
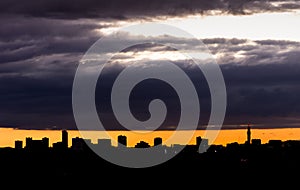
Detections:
12,129,211,154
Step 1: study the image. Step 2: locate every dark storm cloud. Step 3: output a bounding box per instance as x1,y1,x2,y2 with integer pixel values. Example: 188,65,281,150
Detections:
0,0,299,19
1,27,300,129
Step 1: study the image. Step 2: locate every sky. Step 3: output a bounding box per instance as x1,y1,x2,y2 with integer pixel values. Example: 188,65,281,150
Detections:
1,0,300,130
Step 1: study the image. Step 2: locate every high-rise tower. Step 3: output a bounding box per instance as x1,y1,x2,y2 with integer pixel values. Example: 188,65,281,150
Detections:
118,135,127,147
62,130,68,148
247,123,251,145
154,137,162,146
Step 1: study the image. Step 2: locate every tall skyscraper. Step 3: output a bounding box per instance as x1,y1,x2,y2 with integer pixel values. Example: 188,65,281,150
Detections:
196,136,209,153
118,135,127,147
247,123,251,145
154,137,162,146
196,136,202,146
62,130,68,148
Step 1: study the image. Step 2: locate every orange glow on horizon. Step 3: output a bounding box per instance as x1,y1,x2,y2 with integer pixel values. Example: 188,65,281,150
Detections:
1,128,300,148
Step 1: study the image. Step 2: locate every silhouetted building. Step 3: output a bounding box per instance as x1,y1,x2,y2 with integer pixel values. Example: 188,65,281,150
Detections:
25,137,49,150
196,136,209,153
15,140,23,149
196,136,202,146
71,137,84,150
252,139,261,146
118,135,127,147
52,141,64,150
268,140,282,148
42,137,49,147
154,137,162,146
97,139,111,148
62,130,68,148
247,123,251,145
200,138,209,148
53,130,69,150
171,144,185,154
135,141,150,148
227,142,239,149
284,140,300,148
71,137,91,151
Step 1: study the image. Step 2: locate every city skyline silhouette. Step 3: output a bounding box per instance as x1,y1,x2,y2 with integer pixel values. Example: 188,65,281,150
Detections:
1,0,300,184
1,126,300,180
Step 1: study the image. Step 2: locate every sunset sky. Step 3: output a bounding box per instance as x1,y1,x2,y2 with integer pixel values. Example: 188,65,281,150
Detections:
1,0,300,130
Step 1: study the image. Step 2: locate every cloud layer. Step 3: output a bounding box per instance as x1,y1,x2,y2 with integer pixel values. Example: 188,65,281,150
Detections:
1,17,300,130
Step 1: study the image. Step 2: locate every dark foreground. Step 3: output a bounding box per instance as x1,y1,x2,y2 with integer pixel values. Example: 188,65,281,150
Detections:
1,142,300,183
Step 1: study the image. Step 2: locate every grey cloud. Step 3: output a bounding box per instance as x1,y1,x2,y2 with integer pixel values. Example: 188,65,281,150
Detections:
0,17,103,41
203,38,300,65
0,16,104,64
